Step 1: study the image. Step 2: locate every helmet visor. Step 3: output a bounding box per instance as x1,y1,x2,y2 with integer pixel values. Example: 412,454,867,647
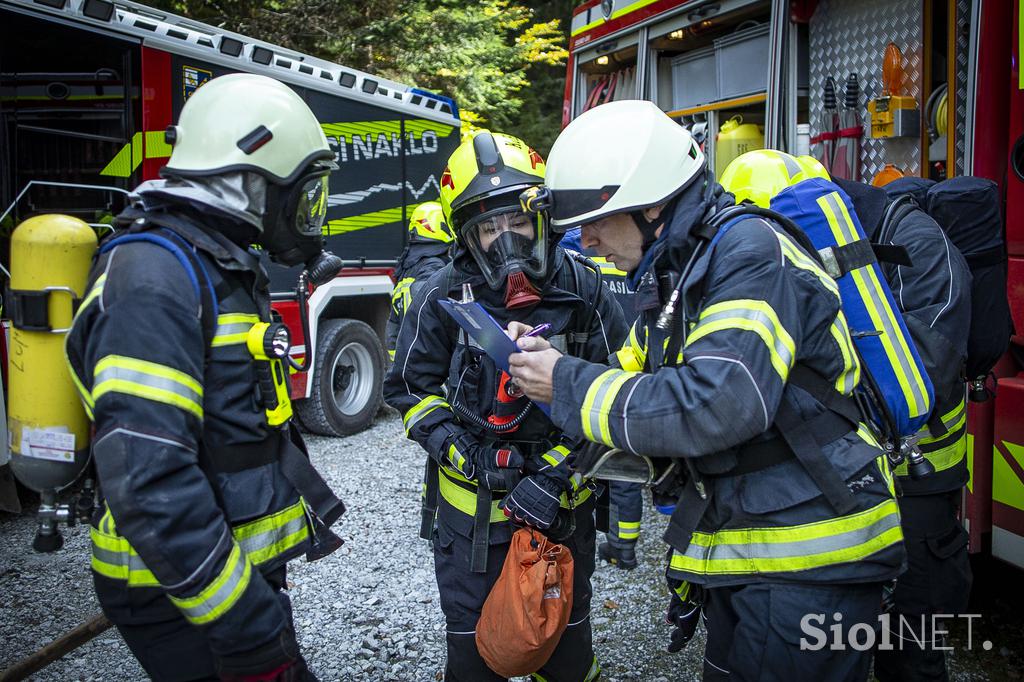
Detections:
291,172,330,237
463,207,549,290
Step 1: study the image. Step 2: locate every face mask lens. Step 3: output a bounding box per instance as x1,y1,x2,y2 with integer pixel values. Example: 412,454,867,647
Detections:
463,207,549,290
294,174,329,236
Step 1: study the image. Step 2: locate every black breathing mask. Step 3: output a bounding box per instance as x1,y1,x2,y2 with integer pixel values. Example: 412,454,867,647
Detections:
462,206,549,310
261,163,334,272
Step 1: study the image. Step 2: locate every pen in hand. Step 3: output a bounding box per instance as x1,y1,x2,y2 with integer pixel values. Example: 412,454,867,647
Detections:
507,323,551,399
521,323,551,339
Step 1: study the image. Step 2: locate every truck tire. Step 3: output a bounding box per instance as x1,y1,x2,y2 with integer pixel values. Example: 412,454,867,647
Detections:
294,319,384,437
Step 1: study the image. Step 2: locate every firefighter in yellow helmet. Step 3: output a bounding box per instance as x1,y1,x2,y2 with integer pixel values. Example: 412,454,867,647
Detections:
385,201,453,360
383,131,627,681
723,148,974,682
718,149,830,208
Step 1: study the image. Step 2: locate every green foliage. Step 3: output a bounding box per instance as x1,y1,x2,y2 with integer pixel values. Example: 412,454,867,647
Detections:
150,0,571,143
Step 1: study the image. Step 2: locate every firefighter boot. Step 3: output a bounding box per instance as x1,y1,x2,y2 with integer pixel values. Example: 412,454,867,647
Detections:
598,539,638,570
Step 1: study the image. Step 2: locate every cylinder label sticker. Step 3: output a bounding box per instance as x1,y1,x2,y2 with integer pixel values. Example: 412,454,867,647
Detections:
21,427,75,463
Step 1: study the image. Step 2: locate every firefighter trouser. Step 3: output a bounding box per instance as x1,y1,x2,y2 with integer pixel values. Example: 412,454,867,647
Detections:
432,498,599,682
606,480,642,548
701,581,884,681
874,490,971,682
94,567,294,682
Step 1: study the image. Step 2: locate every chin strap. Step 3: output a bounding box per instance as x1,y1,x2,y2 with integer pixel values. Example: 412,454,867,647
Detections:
630,209,664,252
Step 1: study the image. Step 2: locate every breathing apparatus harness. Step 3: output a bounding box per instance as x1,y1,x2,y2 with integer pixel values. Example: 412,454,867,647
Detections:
97,211,346,561
648,201,930,548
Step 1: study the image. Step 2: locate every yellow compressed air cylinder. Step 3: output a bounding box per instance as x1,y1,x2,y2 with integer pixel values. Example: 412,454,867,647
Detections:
8,214,96,493
715,116,764,180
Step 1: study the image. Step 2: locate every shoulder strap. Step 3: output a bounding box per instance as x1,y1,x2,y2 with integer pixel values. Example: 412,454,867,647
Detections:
99,229,218,353
703,203,824,266
872,194,916,268
560,250,603,355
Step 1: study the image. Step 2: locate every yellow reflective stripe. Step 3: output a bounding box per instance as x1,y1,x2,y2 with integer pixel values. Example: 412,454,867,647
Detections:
437,467,506,523
592,257,628,277
772,229,840,299
66,357,95,418
919,398,967,446
672,580,692,600
688,299,795,380
144,130,172,159
542,445,571,468
78,273,107,316
876,455,897,496
856,424,881,448
561,475,592,507
403,395,449,434
93,355,203,419
817,193,929,418
169,543,252,625
388,349,396,360
212,313,260,347
391,277,414,314
446,443,470,476
232,500,310,566
92,502,310,589
580,369,638,446
90,525,160,586
830,314,861,394
669,498,903,576
618,520,641,539
583,655,601,682
896,399,969,476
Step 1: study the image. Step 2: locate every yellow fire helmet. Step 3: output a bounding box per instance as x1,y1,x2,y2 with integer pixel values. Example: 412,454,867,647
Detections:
720,149,831,208
408,201,454,244
438,132,553,299
439,132,546,232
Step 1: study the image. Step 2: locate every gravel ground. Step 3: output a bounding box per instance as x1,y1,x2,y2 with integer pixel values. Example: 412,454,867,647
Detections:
0,411,1019,680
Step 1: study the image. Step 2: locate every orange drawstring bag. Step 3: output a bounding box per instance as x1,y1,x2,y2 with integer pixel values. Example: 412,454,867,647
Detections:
475,528,574,678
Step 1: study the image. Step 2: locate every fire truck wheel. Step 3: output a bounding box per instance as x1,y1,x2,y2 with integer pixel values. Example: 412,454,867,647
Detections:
295,318,384,437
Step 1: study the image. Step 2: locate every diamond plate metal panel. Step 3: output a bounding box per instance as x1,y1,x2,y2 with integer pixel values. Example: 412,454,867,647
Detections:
809,0,923,180
954,0,970,176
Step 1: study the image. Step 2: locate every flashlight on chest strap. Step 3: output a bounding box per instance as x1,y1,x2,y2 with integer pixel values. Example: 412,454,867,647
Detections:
247,322,294,427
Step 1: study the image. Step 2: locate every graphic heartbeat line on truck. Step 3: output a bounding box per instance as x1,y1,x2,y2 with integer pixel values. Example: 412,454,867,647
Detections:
328,176,441,207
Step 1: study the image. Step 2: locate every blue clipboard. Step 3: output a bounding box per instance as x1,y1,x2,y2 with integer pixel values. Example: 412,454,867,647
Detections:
437,299,551,416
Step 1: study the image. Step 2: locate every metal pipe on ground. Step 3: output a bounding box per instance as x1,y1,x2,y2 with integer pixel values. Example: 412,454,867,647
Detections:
0,613,112,681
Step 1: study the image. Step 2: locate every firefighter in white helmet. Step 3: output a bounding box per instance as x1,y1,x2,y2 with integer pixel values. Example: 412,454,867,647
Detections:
65,73,346,681
508,100,906,678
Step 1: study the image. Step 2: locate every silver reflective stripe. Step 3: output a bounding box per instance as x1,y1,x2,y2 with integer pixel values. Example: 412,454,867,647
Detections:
213,322,254,342
584,372,620,445
94,365,202,406
696,307,794,371
235,512,308,562
822,192,927,414
821,193,859,245
774,150,802,178
91,544,151,574
831,318,859,395
171,548,249,623
679,510,903,565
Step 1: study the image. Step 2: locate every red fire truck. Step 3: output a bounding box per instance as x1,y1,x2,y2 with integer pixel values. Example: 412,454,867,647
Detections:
563,0,1024,570
0,0,461,449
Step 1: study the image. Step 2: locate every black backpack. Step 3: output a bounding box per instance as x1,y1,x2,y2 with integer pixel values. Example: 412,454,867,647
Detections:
884,176,1013,383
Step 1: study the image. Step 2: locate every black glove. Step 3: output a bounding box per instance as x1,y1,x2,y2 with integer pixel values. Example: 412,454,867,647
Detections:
445,441,524,491
500,470,565,529
666,580,703,653
215,627,316,681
